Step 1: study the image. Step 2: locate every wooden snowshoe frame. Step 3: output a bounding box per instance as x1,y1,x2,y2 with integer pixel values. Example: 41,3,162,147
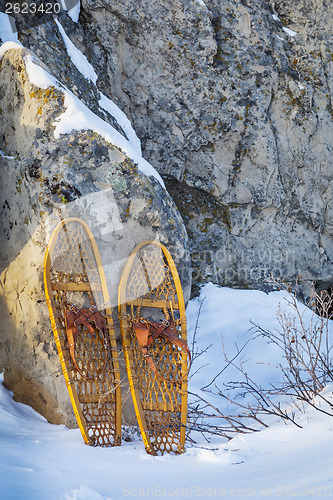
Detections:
44,217,121,447
118,240,189,455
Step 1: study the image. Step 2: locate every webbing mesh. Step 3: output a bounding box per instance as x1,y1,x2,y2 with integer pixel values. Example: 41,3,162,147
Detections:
121,243,188,455
48,219,120,447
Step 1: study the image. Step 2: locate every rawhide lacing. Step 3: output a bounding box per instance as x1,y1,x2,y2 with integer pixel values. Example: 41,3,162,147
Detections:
64,302,108,379
133,318,191,383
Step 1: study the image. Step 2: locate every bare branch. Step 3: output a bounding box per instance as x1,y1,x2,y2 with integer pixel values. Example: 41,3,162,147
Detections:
188,278,333,443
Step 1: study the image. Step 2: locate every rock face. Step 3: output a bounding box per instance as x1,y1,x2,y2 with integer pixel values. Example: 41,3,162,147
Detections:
1,0,333,425
76,0,333,292
3,0,332,291
0,46,190,425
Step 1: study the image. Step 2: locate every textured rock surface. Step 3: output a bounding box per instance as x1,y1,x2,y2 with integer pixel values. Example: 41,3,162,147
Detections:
1,0,333,425
75,0,333,292
0,46,190,425
4,1,333,291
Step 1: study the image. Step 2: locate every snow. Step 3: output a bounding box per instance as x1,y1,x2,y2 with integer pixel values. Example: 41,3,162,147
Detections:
99,92,142,154
68,2,81,23
51,89,164,187
282,27,298,37
0,12,18,43
0,149,16,159
59,0,81,23
1,6,332,498
0,39,164,188
270,13,297,39
1,283,333,499
55,19,97,83
186,284,330,423
25,53,59,88
187,284,287,396
0,40,23,61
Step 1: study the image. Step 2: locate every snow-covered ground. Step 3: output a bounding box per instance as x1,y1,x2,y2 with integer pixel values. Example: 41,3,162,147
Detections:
1,283,333,499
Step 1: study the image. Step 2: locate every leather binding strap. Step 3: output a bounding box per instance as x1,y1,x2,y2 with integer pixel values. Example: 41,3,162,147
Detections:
133,319,191,383
64,302,108,380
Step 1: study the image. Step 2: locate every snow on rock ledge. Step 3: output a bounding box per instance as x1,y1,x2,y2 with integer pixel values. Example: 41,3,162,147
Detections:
0,46,190,426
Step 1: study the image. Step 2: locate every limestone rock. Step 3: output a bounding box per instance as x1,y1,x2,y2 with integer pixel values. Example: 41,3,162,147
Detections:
0,46,190,426
5,1,332,293
2,0,333,425
77,0,333,292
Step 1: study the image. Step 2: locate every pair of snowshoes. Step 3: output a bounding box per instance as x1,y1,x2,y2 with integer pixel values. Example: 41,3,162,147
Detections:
44,218,190,455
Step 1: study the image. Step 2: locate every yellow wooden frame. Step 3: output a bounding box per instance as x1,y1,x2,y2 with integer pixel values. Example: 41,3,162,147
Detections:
118,240,188,454
44,217,121,445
